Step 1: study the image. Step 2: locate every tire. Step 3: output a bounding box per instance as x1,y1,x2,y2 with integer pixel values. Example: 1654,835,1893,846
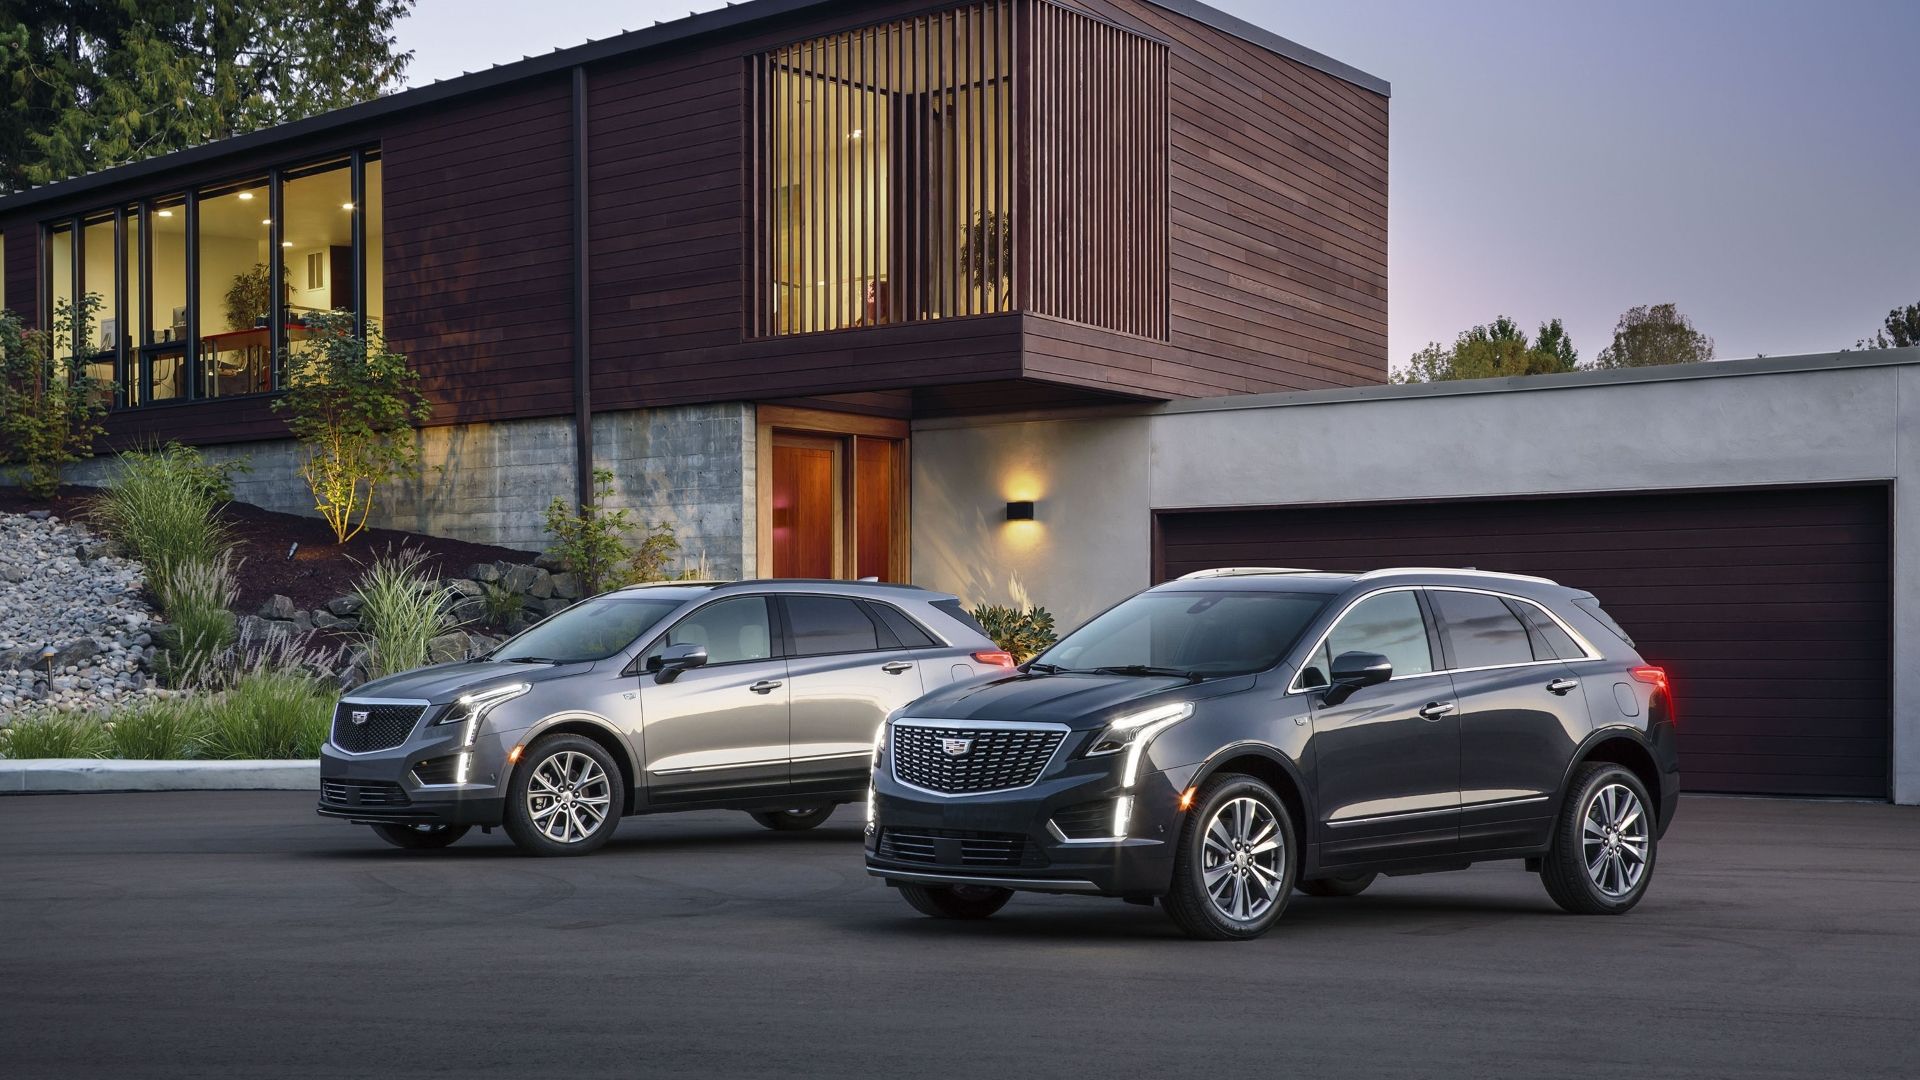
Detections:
1540,762,1657,915
502,733,625,857
370,823,470,850
749,805,836,831
897,883,1015,919
1162,773,1298,941
1296,872,1377,898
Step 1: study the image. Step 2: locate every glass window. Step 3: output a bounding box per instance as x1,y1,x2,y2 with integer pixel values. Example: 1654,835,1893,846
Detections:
195,178,274,397
869,602,936,648
1431,590,1535,670
493,595,684,664
146,197,188,401
1515,600,1583,661
648,597,776,666
279,160,355,379
122,208,143,406
1039,590,1328,678
363,155,383,330
80,215,118,396
49,223,74,362
785,595,880,656
1301,591,1434,688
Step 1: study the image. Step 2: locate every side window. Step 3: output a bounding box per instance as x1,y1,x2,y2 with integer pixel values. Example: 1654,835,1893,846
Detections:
1430,591,1535,670
785,595,881,656
648,597,775,666
867,602,938,648
1512,599,1585,660
1309,591,1434,685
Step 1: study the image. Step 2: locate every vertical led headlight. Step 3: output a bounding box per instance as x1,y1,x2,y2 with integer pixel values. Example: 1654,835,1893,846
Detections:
432,682,531,784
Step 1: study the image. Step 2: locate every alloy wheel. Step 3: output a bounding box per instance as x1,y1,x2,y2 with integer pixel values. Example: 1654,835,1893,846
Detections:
526,750,612,845
1201,796,1286,922
1582,782,1649,898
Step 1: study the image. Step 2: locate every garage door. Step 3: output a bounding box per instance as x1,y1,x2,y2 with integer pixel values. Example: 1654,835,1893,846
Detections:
1155,486,1891,798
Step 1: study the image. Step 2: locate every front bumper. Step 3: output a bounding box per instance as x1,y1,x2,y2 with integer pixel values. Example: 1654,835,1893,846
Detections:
317,718,515,828
865,750,1201,898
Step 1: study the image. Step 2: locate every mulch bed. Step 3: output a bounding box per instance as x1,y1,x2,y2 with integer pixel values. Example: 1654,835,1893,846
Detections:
0,485,539,616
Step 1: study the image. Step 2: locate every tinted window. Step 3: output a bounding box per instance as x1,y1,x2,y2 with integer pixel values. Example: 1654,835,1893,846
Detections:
1301,590,1433,687
931,598,991,640
493,595,682,664
1431,590,1535,669
868,602,937,648
1036,591,1328,678
786,596,880,655
647,597,775,665
1514,600,1583,660
1574,596,1635,647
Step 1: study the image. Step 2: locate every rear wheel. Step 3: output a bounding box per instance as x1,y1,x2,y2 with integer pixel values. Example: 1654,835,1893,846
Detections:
1162,773,1298,940
897,883,1014,919
370,823,470,850
502,734,625,857
748,805,835,831
1540,763,1656,914
1296,872,1376,897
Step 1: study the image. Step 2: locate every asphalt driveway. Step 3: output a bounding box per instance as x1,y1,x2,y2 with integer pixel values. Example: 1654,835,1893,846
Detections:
1,792,1916,1079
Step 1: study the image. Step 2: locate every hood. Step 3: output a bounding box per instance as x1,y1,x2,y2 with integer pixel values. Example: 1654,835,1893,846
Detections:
904,671,1249,731
345,659,588,705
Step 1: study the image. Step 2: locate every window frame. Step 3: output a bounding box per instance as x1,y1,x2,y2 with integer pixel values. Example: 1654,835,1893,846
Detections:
1288,586,1443,693
776,593,890,659
634,594,785,671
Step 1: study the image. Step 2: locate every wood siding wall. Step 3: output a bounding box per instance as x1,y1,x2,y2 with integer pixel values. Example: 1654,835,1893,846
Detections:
3,222,36,326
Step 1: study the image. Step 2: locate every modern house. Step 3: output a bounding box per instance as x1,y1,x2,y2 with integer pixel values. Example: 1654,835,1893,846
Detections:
3,0,1915,806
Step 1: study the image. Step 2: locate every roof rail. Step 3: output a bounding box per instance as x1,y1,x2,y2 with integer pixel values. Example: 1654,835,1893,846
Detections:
707,578,931,592
1357,567,1561,586
616,580,728,590
1175,567,1324,580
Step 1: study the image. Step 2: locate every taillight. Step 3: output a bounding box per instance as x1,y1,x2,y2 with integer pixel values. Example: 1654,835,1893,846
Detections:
1631,666,1674,725
972,650,1016,669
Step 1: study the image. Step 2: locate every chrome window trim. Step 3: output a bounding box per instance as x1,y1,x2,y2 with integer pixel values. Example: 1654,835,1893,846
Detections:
1287,584,1603,695
888,718,1070,799
328,696,433,756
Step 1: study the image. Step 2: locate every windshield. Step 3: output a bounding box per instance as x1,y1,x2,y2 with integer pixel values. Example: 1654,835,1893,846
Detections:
1032,590,1330,678
489,594,686,663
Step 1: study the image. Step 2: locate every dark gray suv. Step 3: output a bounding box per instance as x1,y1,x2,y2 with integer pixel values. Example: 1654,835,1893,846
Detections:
318,580,1011,855
865,568,1679,939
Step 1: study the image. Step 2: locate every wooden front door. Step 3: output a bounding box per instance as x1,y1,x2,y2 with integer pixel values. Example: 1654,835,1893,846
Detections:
771,434,840,578
760,406,909,581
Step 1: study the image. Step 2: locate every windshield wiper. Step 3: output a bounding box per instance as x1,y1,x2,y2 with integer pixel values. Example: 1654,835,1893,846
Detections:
1025,662,1065,674
497,656,563,665
1094,665,1204,681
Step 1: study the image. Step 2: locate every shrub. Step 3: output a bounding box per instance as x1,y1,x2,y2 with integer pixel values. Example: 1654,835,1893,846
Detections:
628,520,681,584
352,547,458,679
479,580,522,627
0,713,111,759
0,302,110,499
274,312,430,544
194,671,332,759
201,617,343,690
106,698,207,759
152,555,239,688
970,603,1058,663
91,442,240,589
544,468,686,593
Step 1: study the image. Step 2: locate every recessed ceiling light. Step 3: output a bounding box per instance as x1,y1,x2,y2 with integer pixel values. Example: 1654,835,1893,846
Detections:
341,202,355,210
281,240,293,247
157,210,173,217
260,218,272,225
238,191,254,201
850,129,863,140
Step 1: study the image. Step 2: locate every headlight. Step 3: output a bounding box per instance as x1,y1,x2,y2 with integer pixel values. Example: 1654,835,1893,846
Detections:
433,683,530,783
871,719,888,769
1087,701,1194,788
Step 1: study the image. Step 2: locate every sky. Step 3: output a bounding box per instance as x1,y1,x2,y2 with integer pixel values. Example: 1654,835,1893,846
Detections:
398,0,1920,366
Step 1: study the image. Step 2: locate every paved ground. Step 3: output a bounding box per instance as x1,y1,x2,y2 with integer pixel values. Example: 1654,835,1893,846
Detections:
1,793,1916,1079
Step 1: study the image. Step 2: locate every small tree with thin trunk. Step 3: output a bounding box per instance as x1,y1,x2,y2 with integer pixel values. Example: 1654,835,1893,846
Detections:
0,300,110,498
273,312,428,544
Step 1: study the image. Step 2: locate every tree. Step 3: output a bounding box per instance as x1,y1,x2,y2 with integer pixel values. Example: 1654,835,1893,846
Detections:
1,1,412,194
1592,303,1715,370
1394,316,1579,383
273,312,429,544
1856,302,1920,350
0,301,110,498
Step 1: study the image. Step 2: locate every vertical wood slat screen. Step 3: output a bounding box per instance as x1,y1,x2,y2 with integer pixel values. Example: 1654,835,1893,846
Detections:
750,0,1165,341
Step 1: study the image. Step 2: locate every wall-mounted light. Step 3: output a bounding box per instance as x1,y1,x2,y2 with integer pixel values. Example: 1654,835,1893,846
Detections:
1005,500,1036,522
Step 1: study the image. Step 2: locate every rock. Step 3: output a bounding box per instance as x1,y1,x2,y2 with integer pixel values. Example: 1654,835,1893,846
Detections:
533,550,568,571
259,594,297,620
549,572,583,600
428,631,471,663
446,578,484,599
466,562,504,584
500,563,540,595
25,510,51,521
313,609,354,631
526,570,555,600
291,610,314,634
327,594,364,617
52,638,102,668
238,615,292,643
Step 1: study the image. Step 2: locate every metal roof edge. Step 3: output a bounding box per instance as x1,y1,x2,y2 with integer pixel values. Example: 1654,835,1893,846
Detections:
1146,0,1389,96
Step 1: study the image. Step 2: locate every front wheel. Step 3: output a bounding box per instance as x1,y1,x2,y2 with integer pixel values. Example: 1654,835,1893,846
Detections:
1162,773,1298,940
370,823,470,850
749,805,835,831
897,883,1014,919
502,734,625,857
1540,763,1657,914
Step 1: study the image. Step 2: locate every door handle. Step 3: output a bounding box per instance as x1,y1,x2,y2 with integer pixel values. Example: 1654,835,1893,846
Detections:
1418,701,1455,721
749,680,783,694
881,661,914,674
1546,678,1580,695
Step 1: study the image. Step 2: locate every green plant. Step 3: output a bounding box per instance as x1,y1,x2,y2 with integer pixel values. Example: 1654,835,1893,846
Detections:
960,210,1014,310
91,443,241,585
0,302,110,498
628,520,682,584
152,555,239,687
222,262,292,331
543,469,630,594
0,713,111,758
479,580,522,627
106,697,207,759
969,603,1058,663
194,671,333,759
274,311,430,544
352,547,458,679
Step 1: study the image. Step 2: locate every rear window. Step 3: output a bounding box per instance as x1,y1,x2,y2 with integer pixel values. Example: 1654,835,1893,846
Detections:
1512,600,1584,660
1573,596,1635,647
931,598,991,641
867,602,939,648
1429,590,1534,669
784,595,880,656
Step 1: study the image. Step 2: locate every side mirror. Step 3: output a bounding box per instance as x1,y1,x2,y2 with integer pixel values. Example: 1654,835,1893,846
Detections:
1323,650,1392,705
647,642,709,683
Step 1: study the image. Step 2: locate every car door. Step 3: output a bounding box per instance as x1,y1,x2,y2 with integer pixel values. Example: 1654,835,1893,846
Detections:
637,595,792,804
781,594,926,797
1300,588,1460,867
1426,588,1586,852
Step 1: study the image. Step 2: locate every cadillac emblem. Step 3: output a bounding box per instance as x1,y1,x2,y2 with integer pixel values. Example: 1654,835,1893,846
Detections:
941,737,973,757
350,710,371,726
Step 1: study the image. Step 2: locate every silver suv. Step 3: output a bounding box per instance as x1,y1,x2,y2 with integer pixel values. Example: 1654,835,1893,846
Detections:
317,580,1012,856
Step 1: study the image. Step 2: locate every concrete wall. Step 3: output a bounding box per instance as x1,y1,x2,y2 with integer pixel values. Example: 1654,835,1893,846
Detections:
911,350,1920,802
57,403,755,577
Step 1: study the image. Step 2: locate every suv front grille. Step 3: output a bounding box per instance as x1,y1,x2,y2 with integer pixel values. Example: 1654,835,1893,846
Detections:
876,828,1046,868
891,723,1065,794
331,702,428,754
320,779,412,808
